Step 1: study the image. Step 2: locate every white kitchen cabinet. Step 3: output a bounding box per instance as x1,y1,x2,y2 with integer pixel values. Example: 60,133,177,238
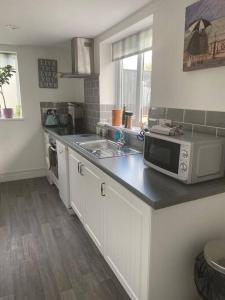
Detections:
68,147,151,300
56,140,70,208
104,177,151,300
68,148,85,221
82,163,104,252
68,148,104,251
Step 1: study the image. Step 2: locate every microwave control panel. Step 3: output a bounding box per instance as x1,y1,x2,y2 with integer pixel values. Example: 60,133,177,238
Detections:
178,144,191,180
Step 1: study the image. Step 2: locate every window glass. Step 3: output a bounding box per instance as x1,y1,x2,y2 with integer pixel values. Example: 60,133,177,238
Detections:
116,50,152,126
121,55,138,114
0,52,22,118
141,50,152,124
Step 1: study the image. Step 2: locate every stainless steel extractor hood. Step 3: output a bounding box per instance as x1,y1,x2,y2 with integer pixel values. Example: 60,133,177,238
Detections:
60,37,98,78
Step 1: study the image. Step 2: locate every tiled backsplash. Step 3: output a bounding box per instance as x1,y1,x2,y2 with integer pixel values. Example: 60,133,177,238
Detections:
41,100,225,139
84,77,100,132
100,104,115,123
106,126,144,152
149,107,225,136
41,77,113,132
40,102,74,125
84,77,117,130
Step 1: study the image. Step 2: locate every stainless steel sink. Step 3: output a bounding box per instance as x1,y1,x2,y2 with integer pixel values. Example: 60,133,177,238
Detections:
77,139,141,159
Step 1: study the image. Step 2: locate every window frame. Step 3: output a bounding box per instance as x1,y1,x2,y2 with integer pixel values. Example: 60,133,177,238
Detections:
115,50,151,127
0,51,22,119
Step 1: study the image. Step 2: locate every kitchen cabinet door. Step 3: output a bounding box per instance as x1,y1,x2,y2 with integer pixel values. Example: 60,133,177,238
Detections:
68,149,104,251
104,178,151,300
56,140,70,208
68,149,85,221
68,147,151,299
82,163,104,252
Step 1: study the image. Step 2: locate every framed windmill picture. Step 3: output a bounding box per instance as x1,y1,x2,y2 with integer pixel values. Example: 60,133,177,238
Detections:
183,0,225,71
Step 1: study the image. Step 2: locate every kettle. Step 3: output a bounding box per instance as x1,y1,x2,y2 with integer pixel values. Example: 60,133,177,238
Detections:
45,109,59,127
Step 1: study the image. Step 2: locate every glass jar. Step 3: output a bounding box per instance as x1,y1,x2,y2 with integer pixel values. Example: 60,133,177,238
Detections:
125,112,134,129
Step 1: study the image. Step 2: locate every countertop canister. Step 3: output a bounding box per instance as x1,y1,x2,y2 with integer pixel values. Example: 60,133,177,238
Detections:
112,109,122,126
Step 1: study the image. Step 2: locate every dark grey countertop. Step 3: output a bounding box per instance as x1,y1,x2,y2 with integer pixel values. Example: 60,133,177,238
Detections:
45,128,225,210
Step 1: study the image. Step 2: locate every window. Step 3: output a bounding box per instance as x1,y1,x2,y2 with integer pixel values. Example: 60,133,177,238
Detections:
112,27,153,127
0,52,22,118
116,50,152,126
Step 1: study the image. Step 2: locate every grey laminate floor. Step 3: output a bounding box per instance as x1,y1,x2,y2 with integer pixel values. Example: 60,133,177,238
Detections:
0,177,130,300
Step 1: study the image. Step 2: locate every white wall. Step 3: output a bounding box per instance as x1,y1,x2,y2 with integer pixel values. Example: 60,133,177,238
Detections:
151,0,225,111
94,4,154,74
95,0,225,112
0,43,84,181
99,43,115,105
150,192,225,300
95,9,153,106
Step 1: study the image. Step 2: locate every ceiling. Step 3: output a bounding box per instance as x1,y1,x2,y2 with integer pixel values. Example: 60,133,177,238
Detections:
0,0,151,46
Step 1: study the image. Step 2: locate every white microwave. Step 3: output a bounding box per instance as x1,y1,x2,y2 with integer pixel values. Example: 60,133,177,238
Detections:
144,132,225,184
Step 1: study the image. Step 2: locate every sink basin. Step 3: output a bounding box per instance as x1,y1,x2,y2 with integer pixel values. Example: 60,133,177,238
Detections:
77,139,141,159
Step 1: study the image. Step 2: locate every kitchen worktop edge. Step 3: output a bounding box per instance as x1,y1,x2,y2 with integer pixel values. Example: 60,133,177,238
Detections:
44,127,225,210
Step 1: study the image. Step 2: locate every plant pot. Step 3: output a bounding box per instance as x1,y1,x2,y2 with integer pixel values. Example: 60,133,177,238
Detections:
3,108,13,118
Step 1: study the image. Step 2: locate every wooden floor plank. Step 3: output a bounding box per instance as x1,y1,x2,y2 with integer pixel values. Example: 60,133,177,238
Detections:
0,295,15,300
0,177,130,300
60,289,77,300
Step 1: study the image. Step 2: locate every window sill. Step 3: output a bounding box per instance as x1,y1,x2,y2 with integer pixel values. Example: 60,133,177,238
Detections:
0,117,24,121
107,124,142,136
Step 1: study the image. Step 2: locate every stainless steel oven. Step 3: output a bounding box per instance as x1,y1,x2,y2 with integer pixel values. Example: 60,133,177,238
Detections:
48,136,59,188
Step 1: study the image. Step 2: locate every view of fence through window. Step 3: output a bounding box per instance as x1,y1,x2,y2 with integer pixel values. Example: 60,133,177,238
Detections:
141,51,152,124
121,54,138,116
117,50,152,126
0,52,22,118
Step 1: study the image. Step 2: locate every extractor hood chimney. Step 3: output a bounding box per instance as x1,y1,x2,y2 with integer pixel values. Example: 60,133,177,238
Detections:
60,37,98,78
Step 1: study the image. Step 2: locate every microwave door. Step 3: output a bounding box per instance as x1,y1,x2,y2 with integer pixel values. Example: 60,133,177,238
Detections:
144,137,181,174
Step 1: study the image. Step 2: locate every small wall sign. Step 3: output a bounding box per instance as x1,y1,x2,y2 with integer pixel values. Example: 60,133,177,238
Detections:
38,58,58,88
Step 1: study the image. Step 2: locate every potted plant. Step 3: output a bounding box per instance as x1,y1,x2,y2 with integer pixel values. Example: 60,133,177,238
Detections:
0,65,16,118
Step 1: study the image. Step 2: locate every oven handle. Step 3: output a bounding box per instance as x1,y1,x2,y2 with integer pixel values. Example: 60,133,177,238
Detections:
50,146,57,152
48,145,57,171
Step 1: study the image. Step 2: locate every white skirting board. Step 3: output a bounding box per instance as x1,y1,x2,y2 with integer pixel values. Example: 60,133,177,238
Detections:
0,168,47,183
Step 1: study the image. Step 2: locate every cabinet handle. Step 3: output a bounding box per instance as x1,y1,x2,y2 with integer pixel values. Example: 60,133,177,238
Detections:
101,182,106,197
77,162,81,174
79,163,84,176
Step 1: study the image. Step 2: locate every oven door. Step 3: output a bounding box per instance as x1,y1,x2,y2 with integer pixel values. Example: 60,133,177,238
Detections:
144,135,181,175
48,145,58,179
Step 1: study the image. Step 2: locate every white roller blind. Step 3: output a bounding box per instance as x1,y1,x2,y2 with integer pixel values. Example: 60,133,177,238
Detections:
0,52,17,68
112,28,152,61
